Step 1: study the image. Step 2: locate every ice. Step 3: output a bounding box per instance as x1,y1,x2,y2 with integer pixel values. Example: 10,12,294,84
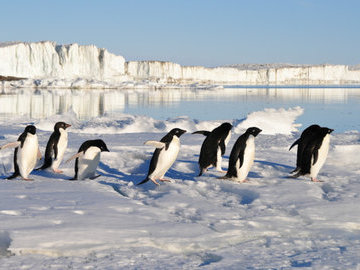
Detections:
1,42,360,89
0,107,360,268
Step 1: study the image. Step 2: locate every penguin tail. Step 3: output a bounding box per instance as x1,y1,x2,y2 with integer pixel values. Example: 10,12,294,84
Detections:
36,158,52,170
137,177,150,185
7,172,19,180
290,171,302,178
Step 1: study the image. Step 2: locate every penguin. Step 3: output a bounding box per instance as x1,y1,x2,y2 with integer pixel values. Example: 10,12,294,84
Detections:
223,127,262,182
0,125,42,180
193,122,232,176
66,139,109,180
289,124,321,174
137,128,187,186
291,127,334,182
37,122,71,173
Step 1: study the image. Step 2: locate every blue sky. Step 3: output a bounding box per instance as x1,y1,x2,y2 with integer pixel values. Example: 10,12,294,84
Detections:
1,0,359,67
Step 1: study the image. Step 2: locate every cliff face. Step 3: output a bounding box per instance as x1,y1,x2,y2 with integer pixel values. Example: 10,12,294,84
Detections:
0,41,125,81
125,61,360,85
1,41,360,87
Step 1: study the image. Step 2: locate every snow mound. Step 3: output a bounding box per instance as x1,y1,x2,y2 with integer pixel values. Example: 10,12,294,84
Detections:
33,107,302,136
234,107,303,135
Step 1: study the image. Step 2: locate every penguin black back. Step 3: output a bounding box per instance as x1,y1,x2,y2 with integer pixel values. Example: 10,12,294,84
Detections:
289,124,321,173
195,122,232,176
294,127,334,177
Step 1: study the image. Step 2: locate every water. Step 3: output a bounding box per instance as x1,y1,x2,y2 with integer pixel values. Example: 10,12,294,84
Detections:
0,87,359,132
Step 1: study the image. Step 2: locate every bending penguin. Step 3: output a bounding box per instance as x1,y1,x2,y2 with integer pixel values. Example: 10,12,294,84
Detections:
193,122,232,176
223,127,262,182
289,124,320,174
37,122,71,173
290,126,334,182
137,128,186,186
0,125,42,180
67,139,109,180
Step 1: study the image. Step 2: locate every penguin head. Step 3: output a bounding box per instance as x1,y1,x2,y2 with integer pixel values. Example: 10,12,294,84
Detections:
54,122,71,131
324,128,334,134
169,128,187,138
318,127,334,137
219,122,233,131
96,139,110,152
247,127,262,137
24,125,36,135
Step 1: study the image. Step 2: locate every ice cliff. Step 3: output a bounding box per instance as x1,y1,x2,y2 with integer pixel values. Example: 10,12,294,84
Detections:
0,41,125,81
1,41,360,88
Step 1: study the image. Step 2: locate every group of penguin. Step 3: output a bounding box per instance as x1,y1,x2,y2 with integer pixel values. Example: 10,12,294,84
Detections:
0,122,109,181
0,121,333,185
138,123,333,185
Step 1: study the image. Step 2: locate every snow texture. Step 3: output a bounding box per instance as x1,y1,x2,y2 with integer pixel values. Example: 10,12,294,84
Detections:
1,42,360,89
0,107,360,269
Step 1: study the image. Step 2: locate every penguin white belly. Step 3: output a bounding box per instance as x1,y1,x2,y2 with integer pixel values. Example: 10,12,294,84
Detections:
310,134,330,179
224,131,231,146
236,136,255,181
52,130,68,170
216,146,222,170
77,147,101,180
149,137,180,180
17,134,38,178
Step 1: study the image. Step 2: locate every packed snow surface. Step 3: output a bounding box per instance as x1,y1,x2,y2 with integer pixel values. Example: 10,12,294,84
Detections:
0,107,359,269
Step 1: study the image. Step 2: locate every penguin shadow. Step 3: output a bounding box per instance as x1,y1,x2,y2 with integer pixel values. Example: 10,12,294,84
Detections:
97,161,129,181
31,169,71,181
254,159,295,179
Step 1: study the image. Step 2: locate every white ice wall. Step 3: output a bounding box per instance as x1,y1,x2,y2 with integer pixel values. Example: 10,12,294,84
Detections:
0,41,125,80
126,61,360,85
1,41,360,86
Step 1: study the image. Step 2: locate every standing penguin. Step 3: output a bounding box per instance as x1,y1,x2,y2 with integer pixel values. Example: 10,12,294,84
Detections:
223,127,262,182
289,124,321,174
37,122,71,173
291,127,334,182
67,139,109,180
137,128,187,186
193,122,232,176
0,125,42,180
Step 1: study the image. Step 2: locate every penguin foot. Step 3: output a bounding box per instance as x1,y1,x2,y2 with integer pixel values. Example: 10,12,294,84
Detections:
22,178,34,181
240,179,250,183
53,169,63,174
150,178,160,186
216,168,226,173
311,178,323,182
159,178,171,183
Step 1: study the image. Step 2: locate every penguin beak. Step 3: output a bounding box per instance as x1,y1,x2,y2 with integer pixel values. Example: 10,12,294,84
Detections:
65,124,71,129
329,129,334,133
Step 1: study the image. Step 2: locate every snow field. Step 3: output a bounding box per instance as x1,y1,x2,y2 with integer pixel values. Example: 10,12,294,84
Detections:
0,107,359,269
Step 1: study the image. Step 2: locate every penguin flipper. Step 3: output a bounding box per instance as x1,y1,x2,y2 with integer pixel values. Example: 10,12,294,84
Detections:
192,131,211,136
0,141,21,150
66,151,84,163
289,139,300,151
144,141,165,149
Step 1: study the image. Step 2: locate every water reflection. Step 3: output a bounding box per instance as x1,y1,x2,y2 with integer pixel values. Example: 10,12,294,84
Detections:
0,87,359,124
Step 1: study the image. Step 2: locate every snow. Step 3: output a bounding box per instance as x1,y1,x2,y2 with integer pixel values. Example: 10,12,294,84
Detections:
0,106,359,269
1,42,360,88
